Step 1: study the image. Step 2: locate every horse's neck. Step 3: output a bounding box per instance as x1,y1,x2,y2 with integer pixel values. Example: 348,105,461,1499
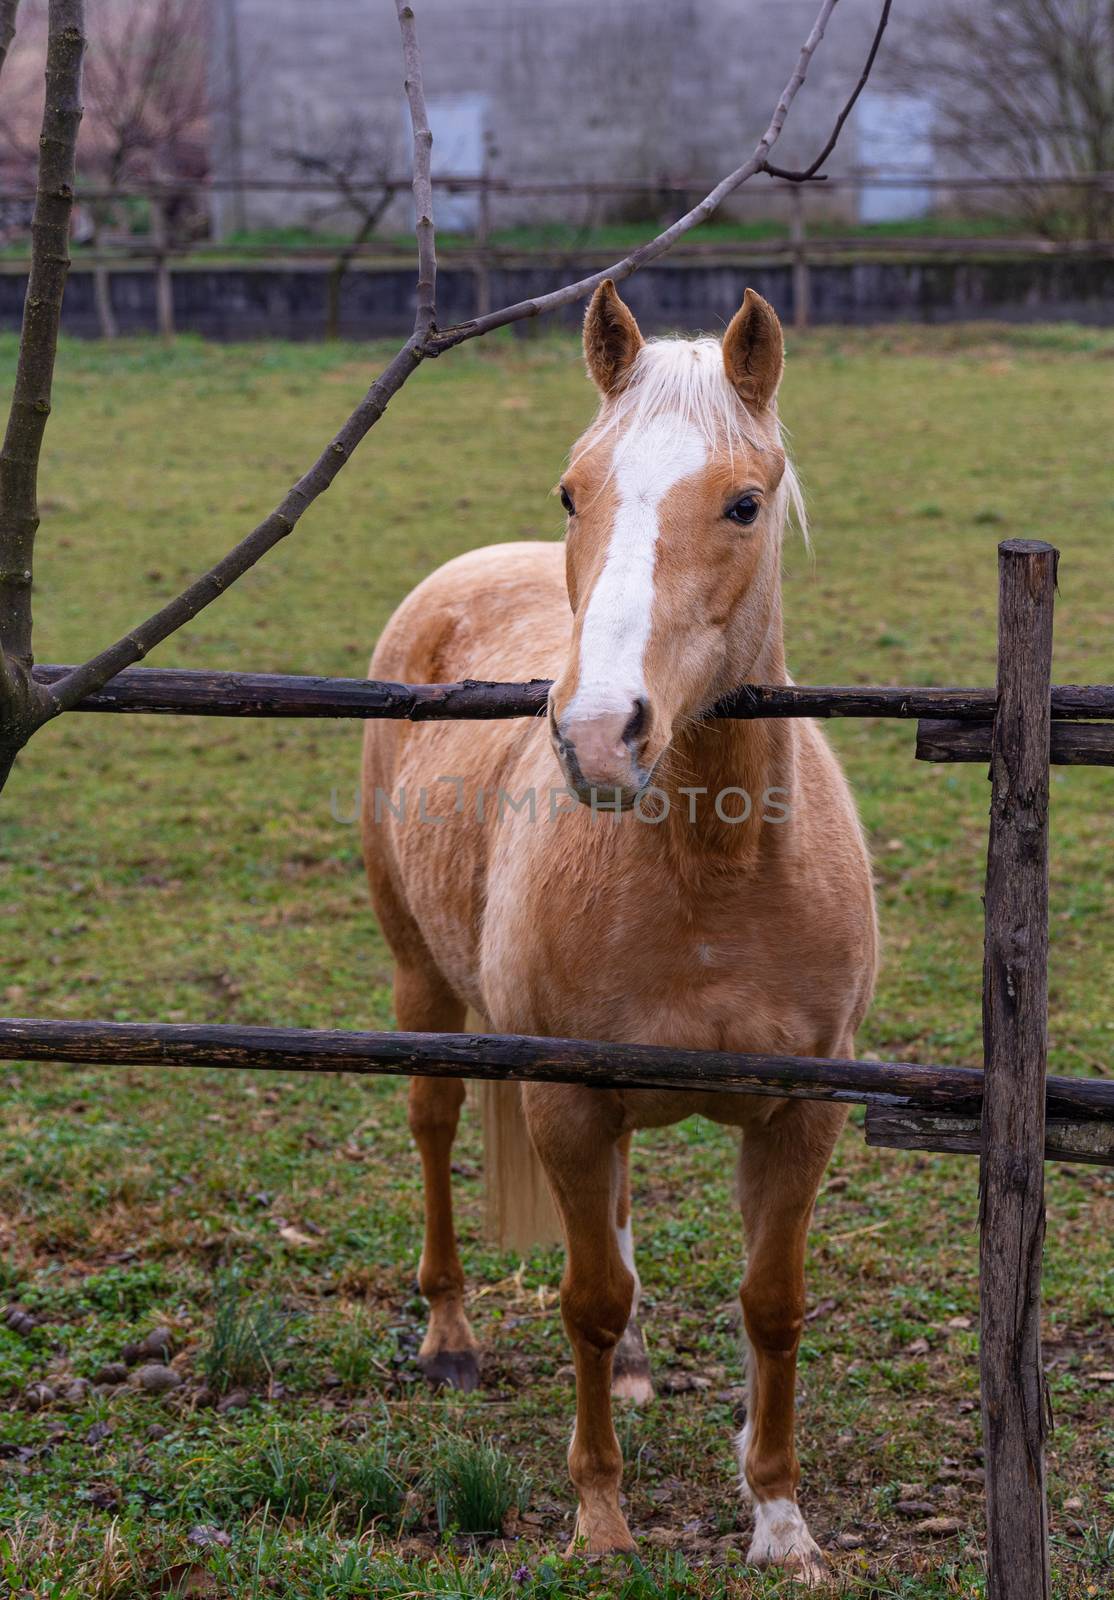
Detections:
661,613,794,865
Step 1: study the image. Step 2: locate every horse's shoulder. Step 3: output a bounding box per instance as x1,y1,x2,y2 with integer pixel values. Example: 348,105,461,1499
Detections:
371,541,566,682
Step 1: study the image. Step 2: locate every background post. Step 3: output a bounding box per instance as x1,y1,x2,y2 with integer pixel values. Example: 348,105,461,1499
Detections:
980,537,1057,1600
150,193,175,341
789,183,810,330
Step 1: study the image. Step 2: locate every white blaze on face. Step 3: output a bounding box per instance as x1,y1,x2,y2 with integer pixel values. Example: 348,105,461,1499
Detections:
564,416,707,724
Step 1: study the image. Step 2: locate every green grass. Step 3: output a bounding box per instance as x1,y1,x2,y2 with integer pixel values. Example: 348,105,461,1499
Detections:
0,325,1112,1597
426,1433,531,1535
198,1271,290,1395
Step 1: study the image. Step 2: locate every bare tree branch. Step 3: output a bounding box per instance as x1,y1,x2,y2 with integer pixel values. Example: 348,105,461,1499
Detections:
42,0,854,722
761,0,893,182
396,1,436,336
0,0,84,780
0,0,22,79
420,0,840,351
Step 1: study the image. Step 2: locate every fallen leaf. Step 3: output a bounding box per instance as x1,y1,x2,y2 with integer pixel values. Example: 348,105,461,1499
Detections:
278,1225,319,1248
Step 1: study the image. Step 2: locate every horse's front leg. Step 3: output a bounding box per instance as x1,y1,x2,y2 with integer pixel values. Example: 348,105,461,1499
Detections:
524,1083,636,1555
397,966,480,1392
736,1097,847,1587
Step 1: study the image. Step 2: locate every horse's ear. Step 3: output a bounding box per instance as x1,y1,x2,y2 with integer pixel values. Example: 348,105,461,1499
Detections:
722,288,784,410
584,279,644,395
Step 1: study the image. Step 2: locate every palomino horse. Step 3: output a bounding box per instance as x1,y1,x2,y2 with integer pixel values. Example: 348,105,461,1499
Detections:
362,283,877,1582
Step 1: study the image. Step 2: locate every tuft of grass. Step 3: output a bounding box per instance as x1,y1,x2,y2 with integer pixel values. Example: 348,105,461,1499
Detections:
216,1425,408,1533
426,1431,532,1536
199,1272,289,1394
326,1305,381,1392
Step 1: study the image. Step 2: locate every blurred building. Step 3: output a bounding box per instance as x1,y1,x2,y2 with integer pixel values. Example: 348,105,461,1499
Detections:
206,0,938,235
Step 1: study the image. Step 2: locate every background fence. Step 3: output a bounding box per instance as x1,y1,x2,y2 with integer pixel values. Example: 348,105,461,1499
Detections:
1,171,1112,338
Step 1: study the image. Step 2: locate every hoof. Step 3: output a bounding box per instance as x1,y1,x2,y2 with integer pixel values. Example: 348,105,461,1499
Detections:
564,1534,638,1559
748,1498,829,1588
612,1319,654,1405
419,1348,481,1392
611,1366,654,1405
565,1506,637,1557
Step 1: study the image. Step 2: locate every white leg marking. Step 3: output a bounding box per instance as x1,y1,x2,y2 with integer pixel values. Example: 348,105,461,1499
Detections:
734,1420,754,1504
565,416,706,722
747,1497,827,1584
610,1160,653,1404
615,1217,641,1315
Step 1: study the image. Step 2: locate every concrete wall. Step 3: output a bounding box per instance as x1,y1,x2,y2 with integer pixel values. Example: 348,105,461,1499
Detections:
207,0,937,235
4,255,1110,339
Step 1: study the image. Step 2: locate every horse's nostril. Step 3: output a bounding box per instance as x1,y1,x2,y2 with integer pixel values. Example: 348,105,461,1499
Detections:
623,698,648,747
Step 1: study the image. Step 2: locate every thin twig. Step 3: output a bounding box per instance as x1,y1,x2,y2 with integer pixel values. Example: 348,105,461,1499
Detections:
45,0,846,720
762,0,893,182
396,0,436,337
0,0,84,770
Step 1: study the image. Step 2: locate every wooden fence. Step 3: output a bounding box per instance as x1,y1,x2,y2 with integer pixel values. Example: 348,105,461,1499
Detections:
4,537,1114,1599
2,171,1112,338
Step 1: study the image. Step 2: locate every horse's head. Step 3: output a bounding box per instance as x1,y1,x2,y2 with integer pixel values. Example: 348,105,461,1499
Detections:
548,280,799,805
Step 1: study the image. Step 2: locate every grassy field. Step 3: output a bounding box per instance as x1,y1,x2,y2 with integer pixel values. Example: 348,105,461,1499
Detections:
1,324,1112,1598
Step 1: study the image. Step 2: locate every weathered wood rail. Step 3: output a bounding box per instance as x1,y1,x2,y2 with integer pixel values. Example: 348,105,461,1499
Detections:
8,539,1111,1600
29,662,1114,722
1,1015,1110,1125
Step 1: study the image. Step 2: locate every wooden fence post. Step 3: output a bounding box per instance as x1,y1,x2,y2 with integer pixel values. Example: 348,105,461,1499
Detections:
980,538,1057,1600
474,149,493,320
149,195,175,341
789,184,810,330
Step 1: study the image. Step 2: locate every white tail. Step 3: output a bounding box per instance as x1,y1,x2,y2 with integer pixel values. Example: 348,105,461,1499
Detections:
478,1079,563,1252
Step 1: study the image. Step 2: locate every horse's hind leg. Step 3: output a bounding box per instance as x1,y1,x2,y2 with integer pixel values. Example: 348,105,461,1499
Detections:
396,965,480,1392
735,1098,847,1587
610,1132,654,1404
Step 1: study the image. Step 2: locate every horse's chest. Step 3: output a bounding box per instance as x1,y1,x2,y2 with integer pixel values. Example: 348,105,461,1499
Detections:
481,849,855,1055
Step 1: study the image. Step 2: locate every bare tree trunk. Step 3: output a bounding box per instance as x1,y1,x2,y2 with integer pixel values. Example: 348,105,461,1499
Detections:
0,0,85,782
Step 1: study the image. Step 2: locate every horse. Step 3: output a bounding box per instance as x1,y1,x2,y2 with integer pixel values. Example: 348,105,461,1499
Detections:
361,281,877,1583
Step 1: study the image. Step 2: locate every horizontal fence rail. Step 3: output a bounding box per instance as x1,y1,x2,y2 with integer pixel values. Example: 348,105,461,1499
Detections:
917,717,1114,765
2,172,1114,203
0,1017,1111,1130
31,664,1114,723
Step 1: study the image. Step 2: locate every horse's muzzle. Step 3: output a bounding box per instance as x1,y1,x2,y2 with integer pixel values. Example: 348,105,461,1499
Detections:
549,698,652,808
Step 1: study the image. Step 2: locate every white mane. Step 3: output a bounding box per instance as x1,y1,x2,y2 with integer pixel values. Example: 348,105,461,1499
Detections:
574,336,807,544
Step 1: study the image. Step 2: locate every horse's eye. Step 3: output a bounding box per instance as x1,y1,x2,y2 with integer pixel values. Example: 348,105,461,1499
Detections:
727,494,760,526
559,485,575,516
